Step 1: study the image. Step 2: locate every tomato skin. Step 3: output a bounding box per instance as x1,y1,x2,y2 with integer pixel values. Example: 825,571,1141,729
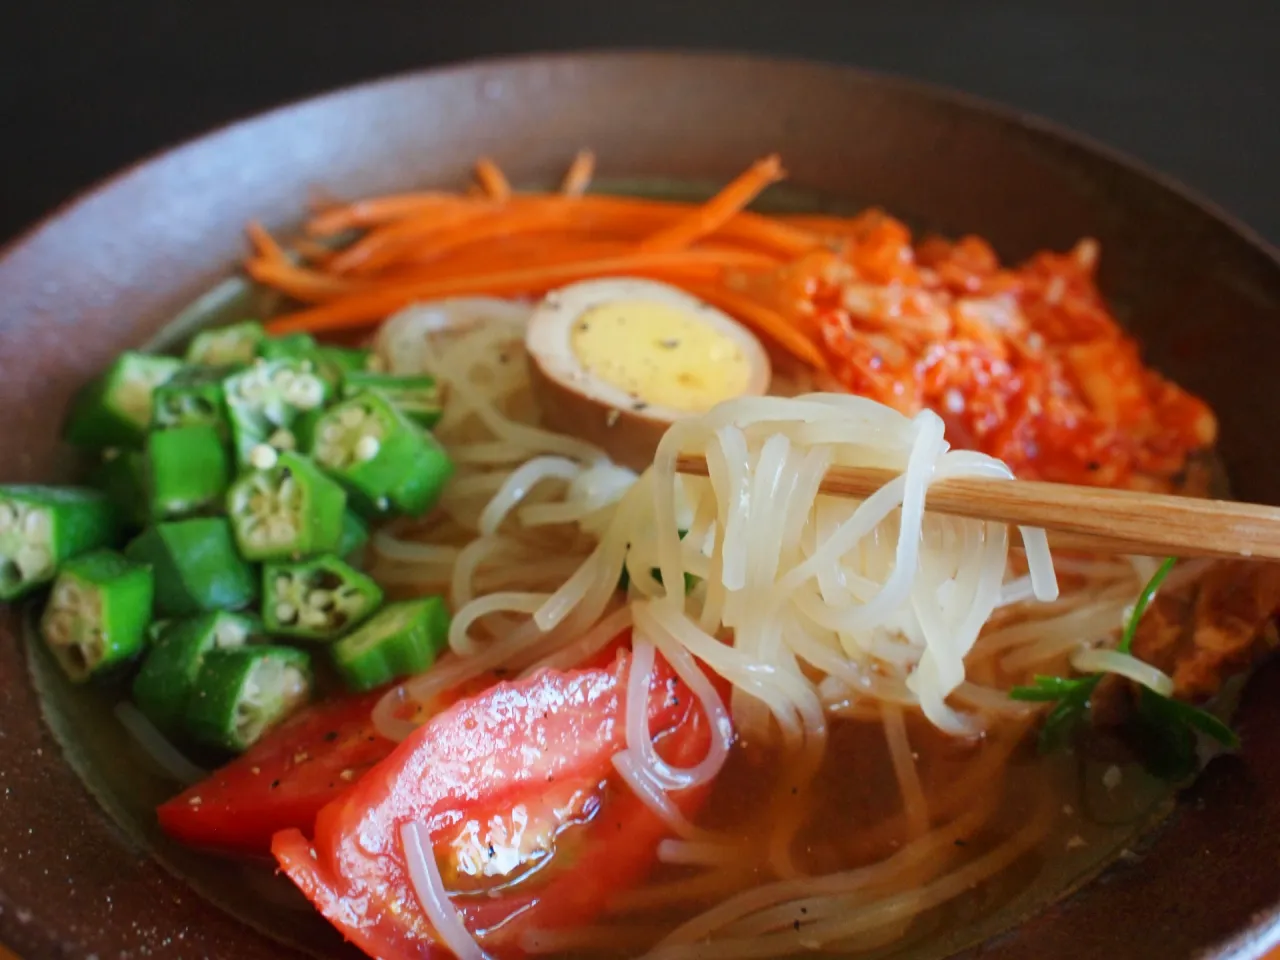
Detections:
272,650,714,959
158,689,394,854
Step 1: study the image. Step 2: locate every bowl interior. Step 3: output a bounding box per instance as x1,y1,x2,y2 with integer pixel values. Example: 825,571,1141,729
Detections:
2,51,1280,960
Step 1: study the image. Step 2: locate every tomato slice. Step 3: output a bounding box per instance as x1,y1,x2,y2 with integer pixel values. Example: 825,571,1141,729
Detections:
272,650,717,959
158,689,395,854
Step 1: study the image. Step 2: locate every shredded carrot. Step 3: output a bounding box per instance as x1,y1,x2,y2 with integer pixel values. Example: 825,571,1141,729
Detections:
561,150,596,196
291,238,339,266
335,197,811,275
682,282,829,372
638,155,786,253
307,193,474,237
264,249,772,337
246,259,365,302
473,158,511,201
246,221,288,264
327,203,502,276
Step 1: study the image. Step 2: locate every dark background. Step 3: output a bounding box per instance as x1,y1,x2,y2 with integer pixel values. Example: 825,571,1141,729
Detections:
2,0,1277,245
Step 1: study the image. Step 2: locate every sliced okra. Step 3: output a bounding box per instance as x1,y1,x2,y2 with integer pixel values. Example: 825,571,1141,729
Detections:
338,509,370,563
226,452,347,561
125,517,258,616
256,332,318,362
223,359,329,465
151,365,236,433
40,549,153,682
186,645,312,752
331,596,450,692
90,449,149,528
311,346,375,389
310,391,454,518
131,611,258,734
186,321,266,367
0,486,120,600
145,424,231,520
262,554,383,641
342,371,442,428
64,352,183,449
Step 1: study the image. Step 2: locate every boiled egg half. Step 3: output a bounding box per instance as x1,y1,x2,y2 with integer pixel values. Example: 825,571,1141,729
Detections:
526,278,772,470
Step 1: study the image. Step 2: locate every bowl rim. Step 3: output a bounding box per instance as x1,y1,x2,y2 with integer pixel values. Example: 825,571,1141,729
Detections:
3,47,1280,960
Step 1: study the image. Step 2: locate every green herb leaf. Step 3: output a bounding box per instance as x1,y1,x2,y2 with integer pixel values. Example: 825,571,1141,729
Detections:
1010,674,1098,702
1118,557,1176,654
1006,557,1240,775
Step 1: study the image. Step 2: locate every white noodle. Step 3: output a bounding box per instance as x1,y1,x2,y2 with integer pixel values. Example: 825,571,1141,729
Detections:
401,822,492,960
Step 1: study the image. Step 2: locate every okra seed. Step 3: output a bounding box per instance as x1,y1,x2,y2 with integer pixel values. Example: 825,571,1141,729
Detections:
248,444,279,471
275,576,292,592
24,511,49,538
321,424,342,444
289,380,325,410
0,504,14,530
267,428,297,451
275,602,297,622
17,546,50,580
354,436,380,462
339,407,364,428
307,590,334,609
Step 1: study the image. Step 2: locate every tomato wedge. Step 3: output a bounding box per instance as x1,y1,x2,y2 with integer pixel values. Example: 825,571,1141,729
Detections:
158,689,395,853
272,650,717,959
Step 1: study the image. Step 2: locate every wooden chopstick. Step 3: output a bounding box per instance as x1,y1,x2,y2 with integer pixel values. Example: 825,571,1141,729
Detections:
674,455,1280,561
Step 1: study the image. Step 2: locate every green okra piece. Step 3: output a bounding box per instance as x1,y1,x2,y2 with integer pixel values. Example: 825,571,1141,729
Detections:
151,365,236,434
331,597,450,692
40,549,154,682
186,321,266,367
341,371,442,428
309,391,454,518
256,332,318,362
186,645,312,752
0,485,120,600
311,346,375,390
226,451,347,561
262,554,383,641
125,517,258,617
338,509,370,563
131,610,258,734
145,424,231,520
63,352,183,449
89,450,149,528
223,359,329,465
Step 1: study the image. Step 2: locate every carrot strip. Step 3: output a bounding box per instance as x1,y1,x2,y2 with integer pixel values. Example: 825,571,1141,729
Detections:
337,198,811,275
246,259,365,302
291,238,339,265
474,158,512,201
561,150,596,196
264,250,772,336
306,193,476,236
638,155,786,253
246,221,288,264
328,203,503,275
682,281,829,372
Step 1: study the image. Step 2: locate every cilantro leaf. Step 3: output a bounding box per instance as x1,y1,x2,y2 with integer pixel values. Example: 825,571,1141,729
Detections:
1117,557,1176,654
1006,557,1239,776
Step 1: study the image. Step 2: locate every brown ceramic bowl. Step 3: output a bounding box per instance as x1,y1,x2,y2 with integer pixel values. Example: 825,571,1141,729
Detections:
3,50,1280,960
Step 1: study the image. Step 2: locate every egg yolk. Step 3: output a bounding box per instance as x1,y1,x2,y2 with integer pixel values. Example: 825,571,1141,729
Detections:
569,299,751,412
